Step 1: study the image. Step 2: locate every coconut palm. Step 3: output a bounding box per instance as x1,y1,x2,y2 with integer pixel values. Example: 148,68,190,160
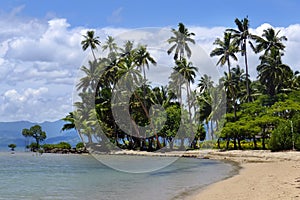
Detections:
227,17,253,102
198,74,214,94
102,36,119,60
121,40,134,56
134,45,157,82
167,22,195,60
174,58,198,140
210,32,239,78
76,60,105,93
257,49,292,96
81,30,101,61
252,27,287,55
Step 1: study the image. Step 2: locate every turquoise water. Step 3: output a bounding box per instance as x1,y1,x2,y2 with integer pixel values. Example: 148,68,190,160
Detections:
0,152,236,200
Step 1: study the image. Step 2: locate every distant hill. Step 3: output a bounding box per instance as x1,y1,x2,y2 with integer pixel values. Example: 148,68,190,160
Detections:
0,120,81,149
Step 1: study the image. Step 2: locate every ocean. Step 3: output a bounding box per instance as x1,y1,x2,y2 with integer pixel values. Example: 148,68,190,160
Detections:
0,152,236,200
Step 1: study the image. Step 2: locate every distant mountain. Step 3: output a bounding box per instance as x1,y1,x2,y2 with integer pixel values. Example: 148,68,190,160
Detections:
0,120,81,149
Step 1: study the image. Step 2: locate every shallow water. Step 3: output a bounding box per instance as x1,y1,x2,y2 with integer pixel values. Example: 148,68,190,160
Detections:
0,152,235,200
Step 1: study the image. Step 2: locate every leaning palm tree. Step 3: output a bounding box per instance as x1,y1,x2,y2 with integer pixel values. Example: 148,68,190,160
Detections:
252,27,287,55
227,17,253,102
210,32,239,78
76,60,105,93
81,30,101,61
61,111,85,145
167,22,195,60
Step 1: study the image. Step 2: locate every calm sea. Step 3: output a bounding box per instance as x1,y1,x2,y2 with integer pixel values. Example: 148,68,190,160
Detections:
0,152,236,200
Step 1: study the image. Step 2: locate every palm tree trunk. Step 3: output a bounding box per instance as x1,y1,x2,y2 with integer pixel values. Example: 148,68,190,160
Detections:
91,48,97,61
244,41,250,102
186,82,194,140
227,60,232,80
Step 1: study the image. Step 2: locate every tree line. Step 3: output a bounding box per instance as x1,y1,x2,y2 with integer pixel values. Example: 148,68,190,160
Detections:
62,17,300,152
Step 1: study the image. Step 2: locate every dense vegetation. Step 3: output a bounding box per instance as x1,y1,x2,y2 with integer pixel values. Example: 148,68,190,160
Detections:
62,17,300,152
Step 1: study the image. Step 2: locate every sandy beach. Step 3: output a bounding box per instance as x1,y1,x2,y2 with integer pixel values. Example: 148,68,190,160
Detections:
111,149,300,199
185,150,300,200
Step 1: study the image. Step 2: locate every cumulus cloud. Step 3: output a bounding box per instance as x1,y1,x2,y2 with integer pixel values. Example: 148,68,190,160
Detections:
0,87,72,122
1,10,300,122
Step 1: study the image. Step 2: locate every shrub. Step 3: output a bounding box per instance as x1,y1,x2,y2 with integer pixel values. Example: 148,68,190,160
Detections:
42,142,71,151
269,121,293,151
76,142,85,150
56,142,71,150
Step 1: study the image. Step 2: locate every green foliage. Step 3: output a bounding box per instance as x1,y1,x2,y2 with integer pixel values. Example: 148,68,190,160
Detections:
68,20,300,152
42,142,72,151
22,125,47,151
56,142,72,149
27,142,38,151
8,143,16,151
76,142,85,150
269,121,293,151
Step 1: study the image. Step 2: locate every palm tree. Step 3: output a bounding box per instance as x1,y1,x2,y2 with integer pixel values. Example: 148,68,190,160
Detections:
227,17,253,102
134,45,157,82
252,27,287,55
198,75,214,139
76,60,105,93
257,49,292,96
81,30,101,61
167,22,195,60
174,58,198,143
198,74,214,94
61,112,76,132
210,32,239,78
102,36,119,60
121,40,134,55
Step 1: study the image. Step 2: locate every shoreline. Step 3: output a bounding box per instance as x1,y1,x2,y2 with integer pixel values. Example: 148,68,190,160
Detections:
108,149,300,200
7,149,300,199
184,150,300,200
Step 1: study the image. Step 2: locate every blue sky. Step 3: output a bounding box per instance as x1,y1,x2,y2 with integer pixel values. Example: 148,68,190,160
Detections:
0,0,300,122
1,0,300,28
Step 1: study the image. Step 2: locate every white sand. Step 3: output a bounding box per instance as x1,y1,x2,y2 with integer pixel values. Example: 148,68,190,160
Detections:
185,150,300,200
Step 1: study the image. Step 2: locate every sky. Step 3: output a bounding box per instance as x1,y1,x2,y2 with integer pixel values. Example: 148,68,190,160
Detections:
0,0,300,122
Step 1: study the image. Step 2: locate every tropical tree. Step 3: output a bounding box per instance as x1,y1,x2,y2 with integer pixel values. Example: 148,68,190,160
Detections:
257,49,292,96
174,58,198,142
22,125,46,151
167,22,195,60
134,45,157,82
252,27,287,55
227,17,253,101
102,36,119,60
8,144,16,151
76,60,106,93
81,30,101,61
210,32,239,78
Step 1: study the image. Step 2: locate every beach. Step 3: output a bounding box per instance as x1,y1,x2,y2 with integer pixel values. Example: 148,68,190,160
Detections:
108,149,300,199
185,150,300,200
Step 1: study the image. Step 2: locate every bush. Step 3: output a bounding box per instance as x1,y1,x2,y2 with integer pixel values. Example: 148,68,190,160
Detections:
76,142,85,150
28,142,39,151
42,142,71,151
269,121,293,151
56,142,71,150
42,144,56,151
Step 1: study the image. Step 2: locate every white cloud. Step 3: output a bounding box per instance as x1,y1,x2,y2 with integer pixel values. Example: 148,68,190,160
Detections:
1,11,300,122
